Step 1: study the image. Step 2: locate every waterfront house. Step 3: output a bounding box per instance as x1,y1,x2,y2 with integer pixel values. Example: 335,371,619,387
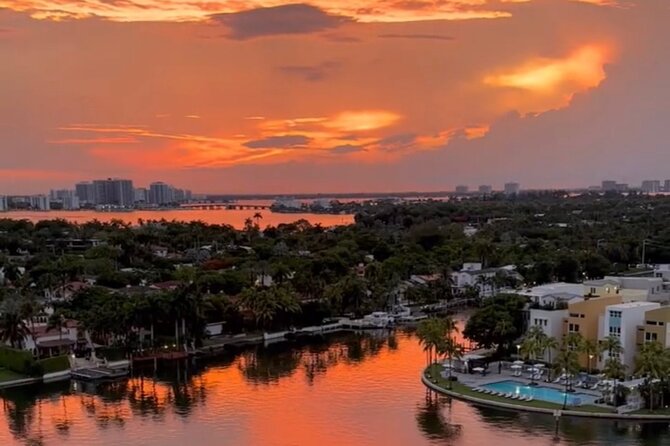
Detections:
599,301,660,371
563,295,622,367
640,307,670,347
584,276,667,302
451,263,523,298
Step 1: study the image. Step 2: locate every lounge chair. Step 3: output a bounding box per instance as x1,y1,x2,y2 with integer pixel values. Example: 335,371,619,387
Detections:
510,395,519,400
590,383,599,390
505,392,513,398
517,396,527,401
553,377,561,383
526,396,534,402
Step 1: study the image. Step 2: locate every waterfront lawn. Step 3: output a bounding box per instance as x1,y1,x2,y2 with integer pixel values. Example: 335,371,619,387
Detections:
426,365,613,414
0,368,26,383
631,408,670,415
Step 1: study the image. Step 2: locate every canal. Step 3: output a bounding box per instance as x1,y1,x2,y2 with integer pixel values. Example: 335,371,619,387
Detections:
1,329,669,446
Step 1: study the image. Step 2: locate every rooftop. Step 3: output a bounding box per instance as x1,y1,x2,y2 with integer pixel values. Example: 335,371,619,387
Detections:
645,307,670,320
584,278,620,287
607,301,659,310
519,282,583,296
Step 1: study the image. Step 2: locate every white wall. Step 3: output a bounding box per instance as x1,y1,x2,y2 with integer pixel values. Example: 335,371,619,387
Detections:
528,309,567,361
600,302,660,371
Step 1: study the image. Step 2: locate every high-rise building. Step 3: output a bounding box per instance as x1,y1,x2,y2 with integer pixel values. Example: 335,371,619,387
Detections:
92,178,134,207
0,196,7,212
75,182,96,204
601,180,618,192
134,188,148,203
172,188,186,202
641,180,661,193
29,195,50,210
50,189,80,210
478,185,493,194
504,182,520,195
149,182,174,205
665,180,670,192
455,185,469,194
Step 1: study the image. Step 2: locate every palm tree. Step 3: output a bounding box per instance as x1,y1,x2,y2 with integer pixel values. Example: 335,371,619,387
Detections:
635,341,667,411
417,318,443,367
253,212,263,227
47,310,68,342
542,336,559,367
554,336,580,409
439,337,463,389
602,357,627,406
243,218,255,243
520,331,544,385
493,316,515,353
0,311,30,349
600,335,624,359
581,338,601,374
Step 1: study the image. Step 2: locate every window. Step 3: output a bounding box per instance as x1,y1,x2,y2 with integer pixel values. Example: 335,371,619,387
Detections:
647,320,658,326
645,332,658,342
569,313,579,318
608,326,621,337
609,310,622,318
533,318,548,327
590,287,596,294
568,323,580,333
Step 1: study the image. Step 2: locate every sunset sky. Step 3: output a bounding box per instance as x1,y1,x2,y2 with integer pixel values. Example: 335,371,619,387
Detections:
1,0,668,194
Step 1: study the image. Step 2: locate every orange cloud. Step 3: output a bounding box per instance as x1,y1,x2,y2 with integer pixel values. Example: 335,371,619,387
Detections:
484,44,612,93
1,0,513,23
54,109,404,169
324,110,401,132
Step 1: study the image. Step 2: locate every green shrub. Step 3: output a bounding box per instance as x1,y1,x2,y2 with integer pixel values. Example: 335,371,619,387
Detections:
0,347,38,376
36,355,70,374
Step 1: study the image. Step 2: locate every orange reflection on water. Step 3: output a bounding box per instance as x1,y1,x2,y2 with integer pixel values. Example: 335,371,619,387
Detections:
4,209,354,230
1,329,609,446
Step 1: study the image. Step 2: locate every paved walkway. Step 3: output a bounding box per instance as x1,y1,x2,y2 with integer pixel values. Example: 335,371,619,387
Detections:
423,373,670,420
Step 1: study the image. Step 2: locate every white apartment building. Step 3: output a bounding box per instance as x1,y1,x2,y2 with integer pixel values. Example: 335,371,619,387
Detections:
600,301,660,371
0,195,7,212
528,307,570,361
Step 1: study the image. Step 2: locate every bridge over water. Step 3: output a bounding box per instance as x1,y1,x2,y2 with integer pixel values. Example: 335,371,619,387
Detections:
180,202,270,210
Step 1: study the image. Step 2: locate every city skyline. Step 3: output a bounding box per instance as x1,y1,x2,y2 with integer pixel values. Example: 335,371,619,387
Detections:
1,1,669,194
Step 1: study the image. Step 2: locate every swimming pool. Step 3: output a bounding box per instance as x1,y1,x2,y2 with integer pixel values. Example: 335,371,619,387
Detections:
481,380,596,406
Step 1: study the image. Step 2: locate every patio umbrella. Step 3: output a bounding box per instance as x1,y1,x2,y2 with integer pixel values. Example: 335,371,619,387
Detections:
513,360,524,365
473,367,485,372
533,364,545,368
510,364,522,370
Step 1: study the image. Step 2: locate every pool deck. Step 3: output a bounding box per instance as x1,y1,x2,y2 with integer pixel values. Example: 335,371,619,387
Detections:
423,364,670,420
449,365,601,399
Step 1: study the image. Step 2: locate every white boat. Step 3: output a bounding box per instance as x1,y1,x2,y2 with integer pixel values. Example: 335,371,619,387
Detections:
361,312,394,328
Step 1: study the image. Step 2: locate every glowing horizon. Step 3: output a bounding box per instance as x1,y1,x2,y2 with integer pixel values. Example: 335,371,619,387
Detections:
1,0,667,194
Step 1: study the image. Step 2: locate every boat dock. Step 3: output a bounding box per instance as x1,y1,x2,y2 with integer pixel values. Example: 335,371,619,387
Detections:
71,367,129,381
